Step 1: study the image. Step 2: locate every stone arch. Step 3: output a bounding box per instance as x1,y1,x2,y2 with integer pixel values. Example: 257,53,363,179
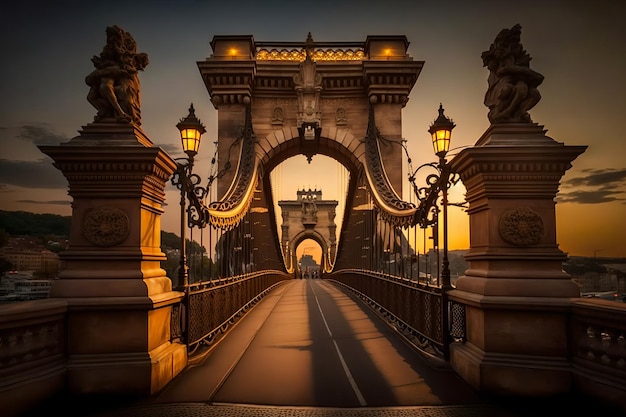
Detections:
257,128,362,274
255,126,364,175
290,229,330,273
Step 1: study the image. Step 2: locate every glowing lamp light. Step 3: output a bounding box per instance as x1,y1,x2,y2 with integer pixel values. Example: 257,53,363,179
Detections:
176,103,206,159
428,103,455,158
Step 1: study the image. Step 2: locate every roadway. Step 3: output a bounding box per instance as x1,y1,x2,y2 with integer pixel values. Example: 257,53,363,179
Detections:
26,279,588,417
130,278,507,416
160,278,484,407
24,278,626,416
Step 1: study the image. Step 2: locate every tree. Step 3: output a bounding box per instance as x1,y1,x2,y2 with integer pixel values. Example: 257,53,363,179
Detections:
0,229,9,247
0,258,12,275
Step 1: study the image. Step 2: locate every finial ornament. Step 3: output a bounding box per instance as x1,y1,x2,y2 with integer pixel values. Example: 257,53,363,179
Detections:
481,24,544,124
85,25,149,126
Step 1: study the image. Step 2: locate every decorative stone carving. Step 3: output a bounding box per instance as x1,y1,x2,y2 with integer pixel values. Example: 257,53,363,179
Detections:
257,48,364,61
293,33,322,127
335,107,347,126
82,206,130,247
272,107,284,125
481,24,544,124
301,193,318,227
85,25,149,126
499,207,544,246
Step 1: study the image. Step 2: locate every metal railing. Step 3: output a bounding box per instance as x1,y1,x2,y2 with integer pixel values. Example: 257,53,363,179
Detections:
174,270,290,355
326,269,453,360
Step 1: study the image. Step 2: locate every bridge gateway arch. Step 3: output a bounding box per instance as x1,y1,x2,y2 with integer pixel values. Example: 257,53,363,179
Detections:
199,33,423,272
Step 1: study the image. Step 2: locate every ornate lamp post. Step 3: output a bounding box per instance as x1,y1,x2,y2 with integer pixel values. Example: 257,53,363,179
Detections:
429,104,455,289
409,104,456,289
171,104,206,290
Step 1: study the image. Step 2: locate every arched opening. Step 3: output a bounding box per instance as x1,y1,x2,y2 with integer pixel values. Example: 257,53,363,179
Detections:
270,154,349,267
259,133,362,272
296,238,321,265
296,238,321,279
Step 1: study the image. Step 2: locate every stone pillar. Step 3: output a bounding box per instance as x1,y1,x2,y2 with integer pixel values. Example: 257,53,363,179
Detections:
39,123,187,395
448,123,586,396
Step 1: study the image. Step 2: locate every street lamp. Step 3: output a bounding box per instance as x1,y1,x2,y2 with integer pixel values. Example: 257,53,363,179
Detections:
177,104,206,160
410,104,456,289
171,104,206,290
429,103,455,158
429,104,455,290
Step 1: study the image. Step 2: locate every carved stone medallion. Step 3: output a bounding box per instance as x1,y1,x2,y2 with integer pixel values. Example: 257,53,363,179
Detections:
498,207,544,246
83,206,130,247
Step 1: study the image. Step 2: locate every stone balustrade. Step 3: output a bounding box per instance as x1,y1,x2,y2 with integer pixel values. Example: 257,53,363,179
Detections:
0,299,67,416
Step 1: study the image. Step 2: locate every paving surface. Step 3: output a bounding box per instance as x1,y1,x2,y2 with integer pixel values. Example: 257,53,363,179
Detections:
87,403,505,417
23,279,626,417
149,279,487,408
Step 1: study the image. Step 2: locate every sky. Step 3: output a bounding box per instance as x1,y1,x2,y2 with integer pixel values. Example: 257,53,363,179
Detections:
0,0,625,258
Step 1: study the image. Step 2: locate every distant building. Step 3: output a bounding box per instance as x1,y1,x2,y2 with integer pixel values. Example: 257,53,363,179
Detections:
572,271,620,294
0,271,53,302
0,247,60,276
0,236,60,302
299,254,320,278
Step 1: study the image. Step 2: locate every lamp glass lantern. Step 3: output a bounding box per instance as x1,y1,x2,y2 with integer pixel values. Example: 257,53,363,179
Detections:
177,103,207,159
428,104,455,158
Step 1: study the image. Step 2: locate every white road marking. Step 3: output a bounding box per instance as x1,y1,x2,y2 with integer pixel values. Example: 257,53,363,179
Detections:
309,280,367,406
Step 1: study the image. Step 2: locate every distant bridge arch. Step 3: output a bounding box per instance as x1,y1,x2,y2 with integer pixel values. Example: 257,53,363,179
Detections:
291,230,328,274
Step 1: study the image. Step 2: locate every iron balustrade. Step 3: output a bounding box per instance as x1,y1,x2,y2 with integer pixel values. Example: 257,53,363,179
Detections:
176,270,290,355
326,269,465,360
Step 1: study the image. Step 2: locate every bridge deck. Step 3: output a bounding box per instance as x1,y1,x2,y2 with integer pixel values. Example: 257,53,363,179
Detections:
110,278,512,416
26,279,617,416
160,279,483,407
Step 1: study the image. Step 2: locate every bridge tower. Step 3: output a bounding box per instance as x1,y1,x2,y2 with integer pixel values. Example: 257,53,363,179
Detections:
278,188,338,272
197,34,422,269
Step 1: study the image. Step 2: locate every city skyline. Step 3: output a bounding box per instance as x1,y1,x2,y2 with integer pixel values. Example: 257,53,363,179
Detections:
1,1,625,258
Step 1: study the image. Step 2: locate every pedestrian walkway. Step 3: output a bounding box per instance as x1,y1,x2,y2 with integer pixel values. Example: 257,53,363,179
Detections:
89,402,504,417
23,279,626,417
84,279,508,416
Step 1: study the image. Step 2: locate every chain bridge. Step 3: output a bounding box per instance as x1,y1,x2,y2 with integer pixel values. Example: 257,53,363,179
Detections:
3,26,626,417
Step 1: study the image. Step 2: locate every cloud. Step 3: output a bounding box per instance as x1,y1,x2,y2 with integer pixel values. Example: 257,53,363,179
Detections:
559,168,626,204
16,199,70,206
557,189,624,204
564,168,626,187
17,124,71,146
156,142,181,156
0,158,67,189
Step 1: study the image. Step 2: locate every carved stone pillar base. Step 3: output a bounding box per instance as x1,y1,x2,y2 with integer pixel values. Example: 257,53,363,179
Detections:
39,124,187,396
65,298,187,395
449,292,574,395
448,123,586,396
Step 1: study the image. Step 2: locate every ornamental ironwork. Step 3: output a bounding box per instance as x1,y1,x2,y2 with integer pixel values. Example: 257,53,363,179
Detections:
363,105,417,227
207,103,259,230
